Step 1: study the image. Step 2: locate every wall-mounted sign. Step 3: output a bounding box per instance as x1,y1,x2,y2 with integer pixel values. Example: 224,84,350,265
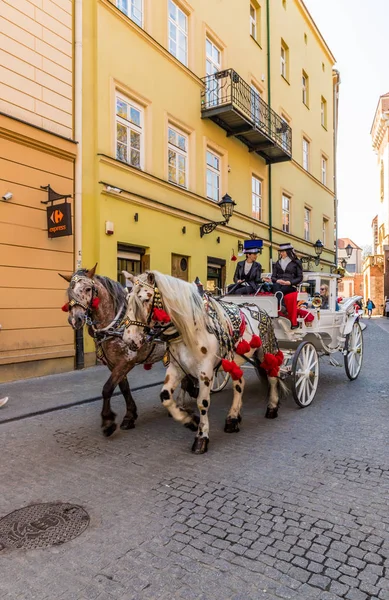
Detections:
47,202,72,238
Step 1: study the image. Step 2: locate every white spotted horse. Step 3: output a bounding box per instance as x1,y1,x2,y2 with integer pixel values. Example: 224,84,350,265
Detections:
59,265,167,436
121,271,287,454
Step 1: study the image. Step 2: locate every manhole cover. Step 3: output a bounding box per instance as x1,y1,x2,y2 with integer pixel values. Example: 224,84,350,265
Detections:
0,503,89,550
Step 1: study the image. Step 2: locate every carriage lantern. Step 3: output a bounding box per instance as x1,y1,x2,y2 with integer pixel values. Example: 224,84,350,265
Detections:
200,194,236,237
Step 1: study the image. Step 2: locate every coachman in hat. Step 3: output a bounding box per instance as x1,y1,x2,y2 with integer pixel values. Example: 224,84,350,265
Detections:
227,239,263,295
271,242,303,295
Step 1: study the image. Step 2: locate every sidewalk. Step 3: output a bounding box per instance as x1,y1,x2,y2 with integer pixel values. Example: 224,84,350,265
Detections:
0,361,165,424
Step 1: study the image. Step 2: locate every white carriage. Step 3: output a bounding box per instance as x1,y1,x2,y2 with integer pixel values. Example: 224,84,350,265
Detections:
213,272,364,406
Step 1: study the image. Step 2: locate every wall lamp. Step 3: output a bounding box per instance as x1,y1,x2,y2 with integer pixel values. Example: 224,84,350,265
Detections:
200,193,236,237
300,239,324,267
339,244,353,269
134,213,138,222
237,240,244,252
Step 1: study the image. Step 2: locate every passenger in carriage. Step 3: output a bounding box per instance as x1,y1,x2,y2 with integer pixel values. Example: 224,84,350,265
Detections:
227,239,263,295
320,284,329,309
270,243,303,295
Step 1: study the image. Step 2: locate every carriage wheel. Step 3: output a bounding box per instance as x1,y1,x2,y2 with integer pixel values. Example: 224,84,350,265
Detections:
211,367,230,394
291,341,319,408
344,321,363,381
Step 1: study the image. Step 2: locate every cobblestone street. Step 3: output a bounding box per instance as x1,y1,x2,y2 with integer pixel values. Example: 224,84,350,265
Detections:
1,319,389,600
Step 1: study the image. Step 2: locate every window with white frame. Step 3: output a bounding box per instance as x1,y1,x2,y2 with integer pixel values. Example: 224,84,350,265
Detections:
321,96,327,128
116,0,143,27
251,85,262,127
205,37,221,107
302,138,310,171
302,71,309,106
250,4,257,39
252,176,262,220
282,194,290,233
116,93,143,168
321,156,327,185
322,218,328,247
168,0,188,66
304,207,311,241
281,40,288,79
206,149,220,202
168,125,188,188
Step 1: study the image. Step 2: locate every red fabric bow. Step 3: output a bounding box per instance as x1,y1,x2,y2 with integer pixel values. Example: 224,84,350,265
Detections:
143,364,153,370
61,303,69,312
221,359,243,381
153,307,171,323
235,340,251,355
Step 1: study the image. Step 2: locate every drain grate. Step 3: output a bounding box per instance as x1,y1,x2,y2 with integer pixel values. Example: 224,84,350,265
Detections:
0,502,89,550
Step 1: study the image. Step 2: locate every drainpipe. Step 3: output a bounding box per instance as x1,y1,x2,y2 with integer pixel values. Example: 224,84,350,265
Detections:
75,0,82,271
333,69,341,266
74,0,84,368
266,0,273,270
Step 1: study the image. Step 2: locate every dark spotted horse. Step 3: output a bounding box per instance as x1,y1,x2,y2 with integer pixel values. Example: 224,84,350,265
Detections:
121,271,286,454
59,265,168,437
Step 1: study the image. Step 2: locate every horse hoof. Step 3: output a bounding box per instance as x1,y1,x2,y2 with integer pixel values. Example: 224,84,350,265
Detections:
191,437,209,454
224,417,240,433
103,423,117,437
265,408,278,419
185,415,200,432
120,418,136,430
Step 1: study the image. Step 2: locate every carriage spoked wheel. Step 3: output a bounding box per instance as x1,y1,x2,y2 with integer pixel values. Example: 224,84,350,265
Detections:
291,341,320,408
344,321,363,381
211,367,230,394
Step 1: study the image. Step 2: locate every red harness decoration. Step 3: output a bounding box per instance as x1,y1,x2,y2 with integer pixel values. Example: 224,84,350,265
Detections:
143,363,153,370
260,350,284,377
221,359,243,381
250,335,262,348
91,297,100,309
61,303,70,312
235,340,251,355
153,307,171,323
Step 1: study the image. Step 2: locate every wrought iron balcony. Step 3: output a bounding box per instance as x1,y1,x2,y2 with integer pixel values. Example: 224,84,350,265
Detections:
201,69,292,164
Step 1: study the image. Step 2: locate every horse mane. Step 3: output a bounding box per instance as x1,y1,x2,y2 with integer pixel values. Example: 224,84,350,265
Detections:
69,269,127,314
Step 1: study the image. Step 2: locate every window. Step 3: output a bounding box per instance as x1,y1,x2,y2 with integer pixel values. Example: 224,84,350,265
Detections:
321,96,327,128
302,71,309,106
282,194,290,233
205,38,221,106
168,0,188,66
302,138,310,171
206,149,220,202
304,208,311,241
116,0,143,26
251,85,262,127
250,4,257,39
321,156,327,185
116,93,143,168
168,126,188,188
322,218,328,247
281,40,289,80
252,176,262,220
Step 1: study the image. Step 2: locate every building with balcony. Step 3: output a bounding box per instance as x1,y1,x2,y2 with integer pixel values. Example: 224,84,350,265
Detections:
77,0,337,365
0,0,76,382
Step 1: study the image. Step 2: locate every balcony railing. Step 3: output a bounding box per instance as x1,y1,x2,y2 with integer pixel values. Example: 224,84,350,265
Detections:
201,69,292,163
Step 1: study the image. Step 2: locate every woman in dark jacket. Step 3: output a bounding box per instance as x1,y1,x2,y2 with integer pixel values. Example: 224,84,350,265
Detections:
271,243,303,295
228,240,263,294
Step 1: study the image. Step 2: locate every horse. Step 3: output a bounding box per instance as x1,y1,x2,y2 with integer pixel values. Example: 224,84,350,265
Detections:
121,271,286,454
59,265,166,437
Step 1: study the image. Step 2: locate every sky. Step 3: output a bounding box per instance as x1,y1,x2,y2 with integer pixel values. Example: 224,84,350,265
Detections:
303,0,388,248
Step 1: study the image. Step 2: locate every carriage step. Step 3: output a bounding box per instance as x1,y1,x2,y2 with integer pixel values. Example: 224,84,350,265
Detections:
329,357,342,367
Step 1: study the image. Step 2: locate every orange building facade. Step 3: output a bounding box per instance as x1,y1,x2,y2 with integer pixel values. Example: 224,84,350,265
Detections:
0,0,76,382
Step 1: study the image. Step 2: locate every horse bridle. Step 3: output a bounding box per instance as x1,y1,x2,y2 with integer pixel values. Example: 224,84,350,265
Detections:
68,274,98,324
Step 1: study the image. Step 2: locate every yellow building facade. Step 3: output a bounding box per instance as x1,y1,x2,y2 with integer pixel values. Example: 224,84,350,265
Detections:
0,0,76,382
80,0,336,361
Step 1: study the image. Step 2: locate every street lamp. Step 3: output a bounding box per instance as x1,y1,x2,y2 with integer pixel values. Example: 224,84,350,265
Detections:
200,193,236,237
313,239,324,266
345,243,353,258
340,257,347,269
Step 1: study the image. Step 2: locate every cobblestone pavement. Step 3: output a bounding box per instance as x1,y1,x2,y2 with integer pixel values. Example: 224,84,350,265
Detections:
0,320,389,600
